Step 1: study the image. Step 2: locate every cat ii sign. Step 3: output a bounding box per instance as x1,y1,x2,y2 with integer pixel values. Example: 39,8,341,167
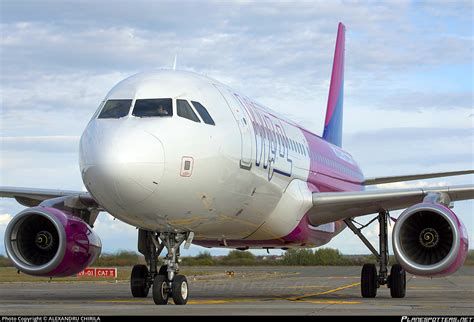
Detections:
77,268,117,278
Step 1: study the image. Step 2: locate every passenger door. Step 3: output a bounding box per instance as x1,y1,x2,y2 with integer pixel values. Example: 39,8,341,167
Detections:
214,84,253,170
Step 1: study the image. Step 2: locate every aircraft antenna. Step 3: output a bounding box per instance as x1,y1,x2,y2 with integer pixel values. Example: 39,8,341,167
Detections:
173,54,178,71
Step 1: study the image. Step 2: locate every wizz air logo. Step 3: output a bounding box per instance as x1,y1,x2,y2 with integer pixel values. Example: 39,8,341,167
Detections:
233,93,293,181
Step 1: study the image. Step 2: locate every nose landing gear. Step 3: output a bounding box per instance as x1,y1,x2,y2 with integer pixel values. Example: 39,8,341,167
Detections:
131,230,191,305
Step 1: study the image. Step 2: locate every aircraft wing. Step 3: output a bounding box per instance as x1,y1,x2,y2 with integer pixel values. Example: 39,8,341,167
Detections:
362,170,474,185
309,184,474,226
0,186,97,208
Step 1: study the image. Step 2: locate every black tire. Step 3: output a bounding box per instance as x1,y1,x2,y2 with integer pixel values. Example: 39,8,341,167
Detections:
171,275,189,305
158,265,168,276
130,264,149,298
153,274,169,305
361,263,378,298
390,264,406,298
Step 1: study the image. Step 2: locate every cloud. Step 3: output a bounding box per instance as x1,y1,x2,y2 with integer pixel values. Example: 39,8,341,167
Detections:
0,214,13,253
344,127,474,176
1,2,471,136
1,2,471,76
0,214,12,226
0,150,83,189
374,180,452,190
377,92,473,112
0,71,127,138
1,136,80,153
348,127,473,142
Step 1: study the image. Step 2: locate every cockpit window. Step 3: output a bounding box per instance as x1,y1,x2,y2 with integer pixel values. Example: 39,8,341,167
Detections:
177,99,200,122
132,98,173,117
191,101,215,125
98,99,132,119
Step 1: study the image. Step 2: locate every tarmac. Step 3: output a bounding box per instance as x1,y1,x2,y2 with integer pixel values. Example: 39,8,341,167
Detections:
0,266,473,316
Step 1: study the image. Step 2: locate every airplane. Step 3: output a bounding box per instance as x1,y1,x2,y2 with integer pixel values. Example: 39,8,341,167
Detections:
1,22,473,305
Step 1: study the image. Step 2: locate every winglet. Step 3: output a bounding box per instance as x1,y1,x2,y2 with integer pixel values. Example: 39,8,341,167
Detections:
322,22,345,147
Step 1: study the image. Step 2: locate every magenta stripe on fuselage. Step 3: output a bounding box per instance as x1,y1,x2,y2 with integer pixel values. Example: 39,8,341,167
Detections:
302,129,363,192
283,128,363,247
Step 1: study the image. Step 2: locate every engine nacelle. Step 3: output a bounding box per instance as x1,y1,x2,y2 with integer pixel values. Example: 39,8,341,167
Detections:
4,207,102,277
392,202,468,277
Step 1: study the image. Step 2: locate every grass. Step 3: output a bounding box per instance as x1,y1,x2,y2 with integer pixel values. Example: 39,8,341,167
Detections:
0,248,472,282
0,267,129,283
0,267,213,283
465,250,474,266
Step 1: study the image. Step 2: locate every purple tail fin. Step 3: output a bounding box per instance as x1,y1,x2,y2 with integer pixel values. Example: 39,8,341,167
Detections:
322,22,345,147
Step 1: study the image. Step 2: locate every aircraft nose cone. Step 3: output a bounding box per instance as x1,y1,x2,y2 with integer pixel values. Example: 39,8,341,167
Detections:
81,124,164,207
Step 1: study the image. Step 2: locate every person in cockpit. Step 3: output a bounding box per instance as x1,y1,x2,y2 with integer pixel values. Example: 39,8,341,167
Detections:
157,105,169,116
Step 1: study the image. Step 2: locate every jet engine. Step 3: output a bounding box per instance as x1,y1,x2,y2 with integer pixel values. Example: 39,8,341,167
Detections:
392,202,468,276
4,206,101,277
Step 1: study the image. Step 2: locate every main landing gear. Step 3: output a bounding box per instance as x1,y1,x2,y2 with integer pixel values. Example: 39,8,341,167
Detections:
344,211,406,298
130,230,191,305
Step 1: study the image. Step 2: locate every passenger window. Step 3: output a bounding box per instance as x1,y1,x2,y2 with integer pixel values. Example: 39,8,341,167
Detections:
177,100,200,122
133,98,172,117
98,99,132,119
191,101,215,125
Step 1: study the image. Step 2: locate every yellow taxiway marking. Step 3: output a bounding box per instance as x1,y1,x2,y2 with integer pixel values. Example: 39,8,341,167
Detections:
95,299,149,303
285,285,328,289
408,287,444,290
96,298,360,305
297,300,361,305
287,282,361,301
187,300,232,305
95,282,362,305
187,299,263,305
188,299,361,305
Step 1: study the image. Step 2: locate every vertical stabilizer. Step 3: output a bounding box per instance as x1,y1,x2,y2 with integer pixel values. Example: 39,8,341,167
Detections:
322,22,345,147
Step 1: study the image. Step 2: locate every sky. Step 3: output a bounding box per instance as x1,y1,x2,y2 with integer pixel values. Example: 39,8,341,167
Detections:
0,0,473,257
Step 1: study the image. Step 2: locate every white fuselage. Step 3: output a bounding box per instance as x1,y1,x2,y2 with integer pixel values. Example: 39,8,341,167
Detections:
79,70,363,248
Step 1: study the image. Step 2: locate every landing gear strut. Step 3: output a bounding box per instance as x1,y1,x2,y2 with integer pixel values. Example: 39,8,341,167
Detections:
131,230,191,305
344,211,406,298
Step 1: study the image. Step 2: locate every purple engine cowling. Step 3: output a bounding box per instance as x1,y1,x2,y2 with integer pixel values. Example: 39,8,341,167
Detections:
4,206,101,277
392,202,468,277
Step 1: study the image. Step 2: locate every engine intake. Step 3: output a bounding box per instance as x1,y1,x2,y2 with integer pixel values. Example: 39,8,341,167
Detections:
392,202,468,276
4,207,101,277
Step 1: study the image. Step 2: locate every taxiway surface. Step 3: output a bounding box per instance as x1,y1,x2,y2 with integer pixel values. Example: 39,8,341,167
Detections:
1,266,473,315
